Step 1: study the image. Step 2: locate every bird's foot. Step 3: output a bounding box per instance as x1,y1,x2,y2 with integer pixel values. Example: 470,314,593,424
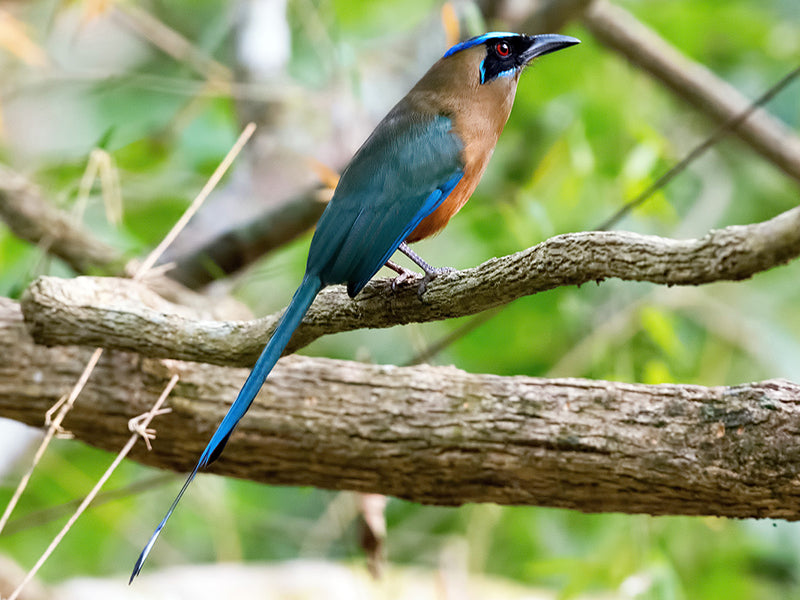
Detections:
397,242,455,298
391,268,421,291
385,259,421,292
385,256,453,297
417,265,454,297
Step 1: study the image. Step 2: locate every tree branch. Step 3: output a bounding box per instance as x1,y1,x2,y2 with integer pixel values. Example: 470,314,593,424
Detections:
511,0,594,33
19,204,800,367
0,165,123,274
0,165,251,321
494,0,800,184
163,187,329,289
2,297,799,518
580,0,800,183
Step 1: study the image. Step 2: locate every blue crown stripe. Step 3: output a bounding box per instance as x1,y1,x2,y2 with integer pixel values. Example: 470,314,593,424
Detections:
443,31,521,58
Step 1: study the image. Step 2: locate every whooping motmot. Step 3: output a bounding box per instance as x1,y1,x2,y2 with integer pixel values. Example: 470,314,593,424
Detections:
131,31,579,581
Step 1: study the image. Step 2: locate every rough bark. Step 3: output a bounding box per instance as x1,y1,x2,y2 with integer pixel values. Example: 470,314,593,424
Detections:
2,297,800,518
19,204,800,367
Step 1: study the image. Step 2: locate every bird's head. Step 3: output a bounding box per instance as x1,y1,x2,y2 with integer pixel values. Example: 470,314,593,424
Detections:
443,32,580,85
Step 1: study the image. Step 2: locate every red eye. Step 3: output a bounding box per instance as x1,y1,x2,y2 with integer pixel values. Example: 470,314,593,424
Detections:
495,41,510,57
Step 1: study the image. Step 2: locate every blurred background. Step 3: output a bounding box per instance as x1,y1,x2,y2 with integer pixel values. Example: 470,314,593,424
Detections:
0,0,799,598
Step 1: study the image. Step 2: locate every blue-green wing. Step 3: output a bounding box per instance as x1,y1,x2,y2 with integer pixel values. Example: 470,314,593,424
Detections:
306,109,464,297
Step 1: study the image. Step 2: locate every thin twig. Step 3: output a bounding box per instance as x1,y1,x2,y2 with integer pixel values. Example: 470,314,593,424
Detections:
6,375,179,600
0,122,255,540
2,473,176,536
111,4,231,84
0,348,103,535
597,64,800,230
583,0,800,184
134,122,256,278
404,308,501,366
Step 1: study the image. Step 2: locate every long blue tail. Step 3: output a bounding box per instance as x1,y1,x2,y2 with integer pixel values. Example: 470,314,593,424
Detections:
130,274,322,583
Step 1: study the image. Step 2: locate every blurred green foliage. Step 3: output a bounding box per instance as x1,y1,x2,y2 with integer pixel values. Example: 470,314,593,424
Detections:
0,0,799,598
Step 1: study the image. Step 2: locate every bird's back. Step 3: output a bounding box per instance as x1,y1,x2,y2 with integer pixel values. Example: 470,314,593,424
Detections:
307,104,465,296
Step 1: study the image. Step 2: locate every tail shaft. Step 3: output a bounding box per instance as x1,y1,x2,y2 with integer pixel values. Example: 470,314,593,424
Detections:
199,274,322,467
130,274,322,582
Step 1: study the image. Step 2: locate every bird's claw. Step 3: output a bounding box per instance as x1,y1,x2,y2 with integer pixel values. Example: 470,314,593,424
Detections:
417,266,454,298
390,268,418,291
390,265,454,297
386,259,420,292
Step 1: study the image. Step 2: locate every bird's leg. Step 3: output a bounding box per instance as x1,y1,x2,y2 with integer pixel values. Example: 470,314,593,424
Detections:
398,242,454,296
385,259,420,291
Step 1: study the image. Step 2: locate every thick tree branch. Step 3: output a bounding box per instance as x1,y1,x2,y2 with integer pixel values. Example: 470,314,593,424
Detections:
2,297,800,518
20,204,800,367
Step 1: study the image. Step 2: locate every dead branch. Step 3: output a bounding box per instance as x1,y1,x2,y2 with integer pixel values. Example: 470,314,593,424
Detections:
0,166,251,321
1,297,800,518
0,165,122,274
164,187,329,289
19,204,800,367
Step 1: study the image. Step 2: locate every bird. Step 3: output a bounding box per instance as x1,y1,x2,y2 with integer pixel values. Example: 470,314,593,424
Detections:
131,31,579,581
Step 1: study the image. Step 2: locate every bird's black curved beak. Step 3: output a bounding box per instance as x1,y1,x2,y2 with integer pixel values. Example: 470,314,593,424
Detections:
521,34,580,64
